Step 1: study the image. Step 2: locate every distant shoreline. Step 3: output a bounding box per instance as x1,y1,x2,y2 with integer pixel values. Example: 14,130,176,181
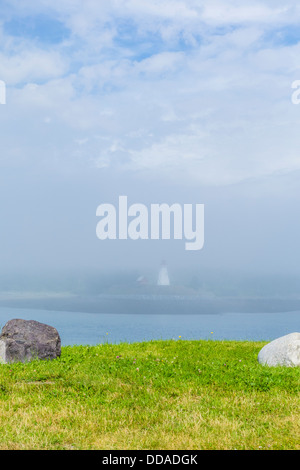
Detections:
0,293,299,315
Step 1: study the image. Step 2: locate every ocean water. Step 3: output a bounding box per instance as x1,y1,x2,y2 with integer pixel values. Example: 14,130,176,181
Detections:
0,305,298,346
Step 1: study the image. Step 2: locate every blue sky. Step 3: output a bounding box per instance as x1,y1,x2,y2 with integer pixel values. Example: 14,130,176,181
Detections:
1,1,300,275
4,15,70,45
1,0,300,183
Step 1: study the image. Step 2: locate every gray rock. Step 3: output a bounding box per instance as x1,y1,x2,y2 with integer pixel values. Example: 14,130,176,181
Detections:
0,319,61,363
258,332,300,367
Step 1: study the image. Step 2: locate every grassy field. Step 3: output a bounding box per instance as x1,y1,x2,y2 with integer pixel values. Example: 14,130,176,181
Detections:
0,339,298,450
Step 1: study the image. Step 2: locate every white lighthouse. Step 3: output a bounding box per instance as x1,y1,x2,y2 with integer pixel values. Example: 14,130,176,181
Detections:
157,260,170,286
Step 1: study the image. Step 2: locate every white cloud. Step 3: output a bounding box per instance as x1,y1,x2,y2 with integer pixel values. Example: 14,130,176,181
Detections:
1,0,300,188
0,48,68,85
202,1,285,25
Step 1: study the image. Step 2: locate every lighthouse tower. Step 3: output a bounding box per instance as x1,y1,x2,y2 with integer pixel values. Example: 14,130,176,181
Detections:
157,260,170,286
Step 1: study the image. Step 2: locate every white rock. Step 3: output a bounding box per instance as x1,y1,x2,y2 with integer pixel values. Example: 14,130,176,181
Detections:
258,332,300,367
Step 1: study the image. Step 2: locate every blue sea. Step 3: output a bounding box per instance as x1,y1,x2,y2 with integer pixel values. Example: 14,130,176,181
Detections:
0,302,298,346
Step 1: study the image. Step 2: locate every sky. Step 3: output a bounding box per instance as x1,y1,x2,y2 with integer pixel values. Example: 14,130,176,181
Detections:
1,0,300,284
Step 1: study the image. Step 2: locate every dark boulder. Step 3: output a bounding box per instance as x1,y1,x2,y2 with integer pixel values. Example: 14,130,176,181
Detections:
0,319,61,363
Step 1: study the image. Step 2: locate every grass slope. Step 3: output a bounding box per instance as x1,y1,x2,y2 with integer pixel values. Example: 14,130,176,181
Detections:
0,339,299,450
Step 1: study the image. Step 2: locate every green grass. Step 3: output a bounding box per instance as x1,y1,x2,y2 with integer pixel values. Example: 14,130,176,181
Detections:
0,339,299,450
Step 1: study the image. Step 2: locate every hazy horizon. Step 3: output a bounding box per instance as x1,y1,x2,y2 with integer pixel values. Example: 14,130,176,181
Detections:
1,1,300,298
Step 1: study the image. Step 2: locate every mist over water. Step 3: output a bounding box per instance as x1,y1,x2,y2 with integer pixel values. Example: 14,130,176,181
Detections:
1,1,300,343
